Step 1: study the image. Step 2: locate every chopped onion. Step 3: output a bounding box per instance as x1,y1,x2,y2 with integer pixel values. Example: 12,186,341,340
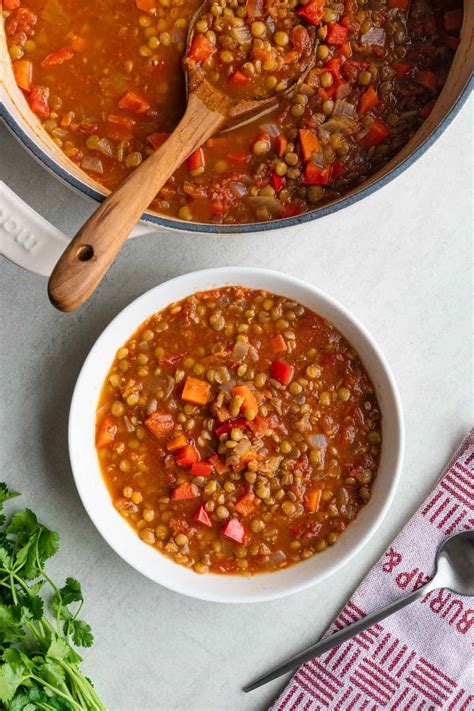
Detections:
260,122,281,137
229,181,248,197
361,27,386,46
246,0,263,17
172,29,184,44
124,416,135,433
232,24,252,44
248,345,259,362
245,196,283,218
234,439,251,457
96,404,109,418
332,2,344,13
162,375,174,401
323,116,355,134
308,434,328,450
146,398,158,415
266,17,276,34
232,341,249,360
219,378,236,393
81,155,103,174
268,550,286,566
336,82,352,100
333,99,356,118
96,137,114,157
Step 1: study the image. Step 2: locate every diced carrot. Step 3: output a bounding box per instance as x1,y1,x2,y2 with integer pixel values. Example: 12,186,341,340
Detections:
231,385,258,414
176,444,199,467
28,85,49,118
194,504,213,527
326,23,349,46
145,411,174,439
444,8,462,30
338,42,352,58
359,86,378,114
182,376,211,405
276,134,288,157
167,434,188,452
171,483,198,501
186,147,205,172
415,70,438,91
4,0,20,9
235,490,258,517
207,454,230,475
118,90,150,113
305,487,322,512
388,0,408,8
106,114,136,131
229,69,251,86
190,461,213,477
96,415,117,448
40,47,74,68
360,120,390,149
147,132,168,150
392,61,412,76
187,34,216,63
299,128,321,162
135,0,155,11
222,518,246,543
271,334,287,354
304,163,331,186
70,35,87,52
12,59,32,92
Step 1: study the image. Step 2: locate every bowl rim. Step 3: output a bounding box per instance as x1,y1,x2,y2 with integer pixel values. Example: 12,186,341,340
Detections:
1,76,472,235
68,267,405,602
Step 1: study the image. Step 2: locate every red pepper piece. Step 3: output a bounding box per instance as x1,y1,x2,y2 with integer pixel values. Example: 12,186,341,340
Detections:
28,85,50,118
235,490,258,517
326,23,349,46
270,172,285,192
214,417,248,438
296,0,325,26
420,99,436,119
222,518,246,544
194,504,213,527
118,90,151,114
331,160,346,180
186,147,205,172
304,163,331,185
96,415,117,448
281,202,302,218
190,461,213,477
187,34,216,63
229,69,251,86
360,120,390,149
41,46,74,68
176,444,199,467
4,0,20,9
207,455,230,475
171,483,198,500
270,359,294,385
147,132,169,150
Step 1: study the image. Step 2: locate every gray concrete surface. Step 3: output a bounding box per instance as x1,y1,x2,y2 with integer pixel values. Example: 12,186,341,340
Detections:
0,95,472,711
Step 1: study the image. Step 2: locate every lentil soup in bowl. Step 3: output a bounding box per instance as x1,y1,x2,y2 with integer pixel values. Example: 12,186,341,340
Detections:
69,268,404,602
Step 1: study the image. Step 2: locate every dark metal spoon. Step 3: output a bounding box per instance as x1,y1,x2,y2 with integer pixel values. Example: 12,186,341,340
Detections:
244,529,474,693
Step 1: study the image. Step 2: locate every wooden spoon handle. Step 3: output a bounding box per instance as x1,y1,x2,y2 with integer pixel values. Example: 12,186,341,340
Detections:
48,92,225,312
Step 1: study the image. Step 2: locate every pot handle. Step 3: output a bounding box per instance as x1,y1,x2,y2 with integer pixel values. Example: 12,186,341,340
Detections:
0,181,153,277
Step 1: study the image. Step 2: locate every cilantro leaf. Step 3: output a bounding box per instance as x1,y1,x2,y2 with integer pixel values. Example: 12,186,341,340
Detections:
0,484,19,509
37,528,59,564
6,510,38,535
47,637,69,662
59,578,82,605
0,663,24,703
69,619,94,648
38,660,65,687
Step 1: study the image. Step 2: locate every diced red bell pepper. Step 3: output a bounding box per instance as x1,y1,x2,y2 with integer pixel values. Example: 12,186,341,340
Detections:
40,46,74,68
420,99,436,119
415,70,438,91
444,34,460,50
147,132,169,150
190,461,213,477
145,411,174,439
270,172,285,192
281,202,302,218
235,490,258,517
187,34,216,63
360,120,390,149
214,417,248,438
118,90,151,114
271,359,294,385
194,504,213,527
444,8,463,31
323,57,342,81
207,455,230,475
304,163,331,185
12,59,32,92
359,86,379,114
227,151,248,164
392,61,412,77
176,444,199,467
4,0,21,9
107,114,136,130
28,85,50,118
326,23,349,46
96,415,118,448
171,483,198,500
222,518,246,544
296,0,325,26
331,160,346,180
229,69,251,86
186,147,205,172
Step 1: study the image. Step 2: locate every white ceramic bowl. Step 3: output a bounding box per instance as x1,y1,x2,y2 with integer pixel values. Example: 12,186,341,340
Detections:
69,267,404,603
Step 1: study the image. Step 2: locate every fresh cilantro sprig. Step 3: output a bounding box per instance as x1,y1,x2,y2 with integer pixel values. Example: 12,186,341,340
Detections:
0,484,106,710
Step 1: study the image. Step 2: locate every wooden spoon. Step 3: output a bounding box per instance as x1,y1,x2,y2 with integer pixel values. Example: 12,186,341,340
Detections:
48,5,316,312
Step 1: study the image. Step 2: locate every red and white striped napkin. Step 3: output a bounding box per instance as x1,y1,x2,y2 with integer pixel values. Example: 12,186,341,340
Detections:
271,430,474,711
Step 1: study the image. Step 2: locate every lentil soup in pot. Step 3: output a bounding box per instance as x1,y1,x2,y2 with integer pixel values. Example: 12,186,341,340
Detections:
3,0,462,225
96,287,382,575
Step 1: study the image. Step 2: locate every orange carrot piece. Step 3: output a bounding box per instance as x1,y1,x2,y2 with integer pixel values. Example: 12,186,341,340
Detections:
235,490,258,517
70,35,87,52
415,70,438,91
182,376,211,405
231,385,258,413
145,411,174,439
392,61,412,76
171,483,198,500
359,86,378,114
305,488,322,512
271,334,287,354
12,59,32,92
276,135,288,157
136,0,155,11
167,434,188,452
96,415,117,448
299,128,321,162
118,90,150,114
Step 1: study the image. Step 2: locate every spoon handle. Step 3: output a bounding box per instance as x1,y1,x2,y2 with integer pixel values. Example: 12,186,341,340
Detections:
244,584,430,693
47,93,224,312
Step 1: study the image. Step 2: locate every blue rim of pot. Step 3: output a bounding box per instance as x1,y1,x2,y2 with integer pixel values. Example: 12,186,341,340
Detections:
1,75,472,235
